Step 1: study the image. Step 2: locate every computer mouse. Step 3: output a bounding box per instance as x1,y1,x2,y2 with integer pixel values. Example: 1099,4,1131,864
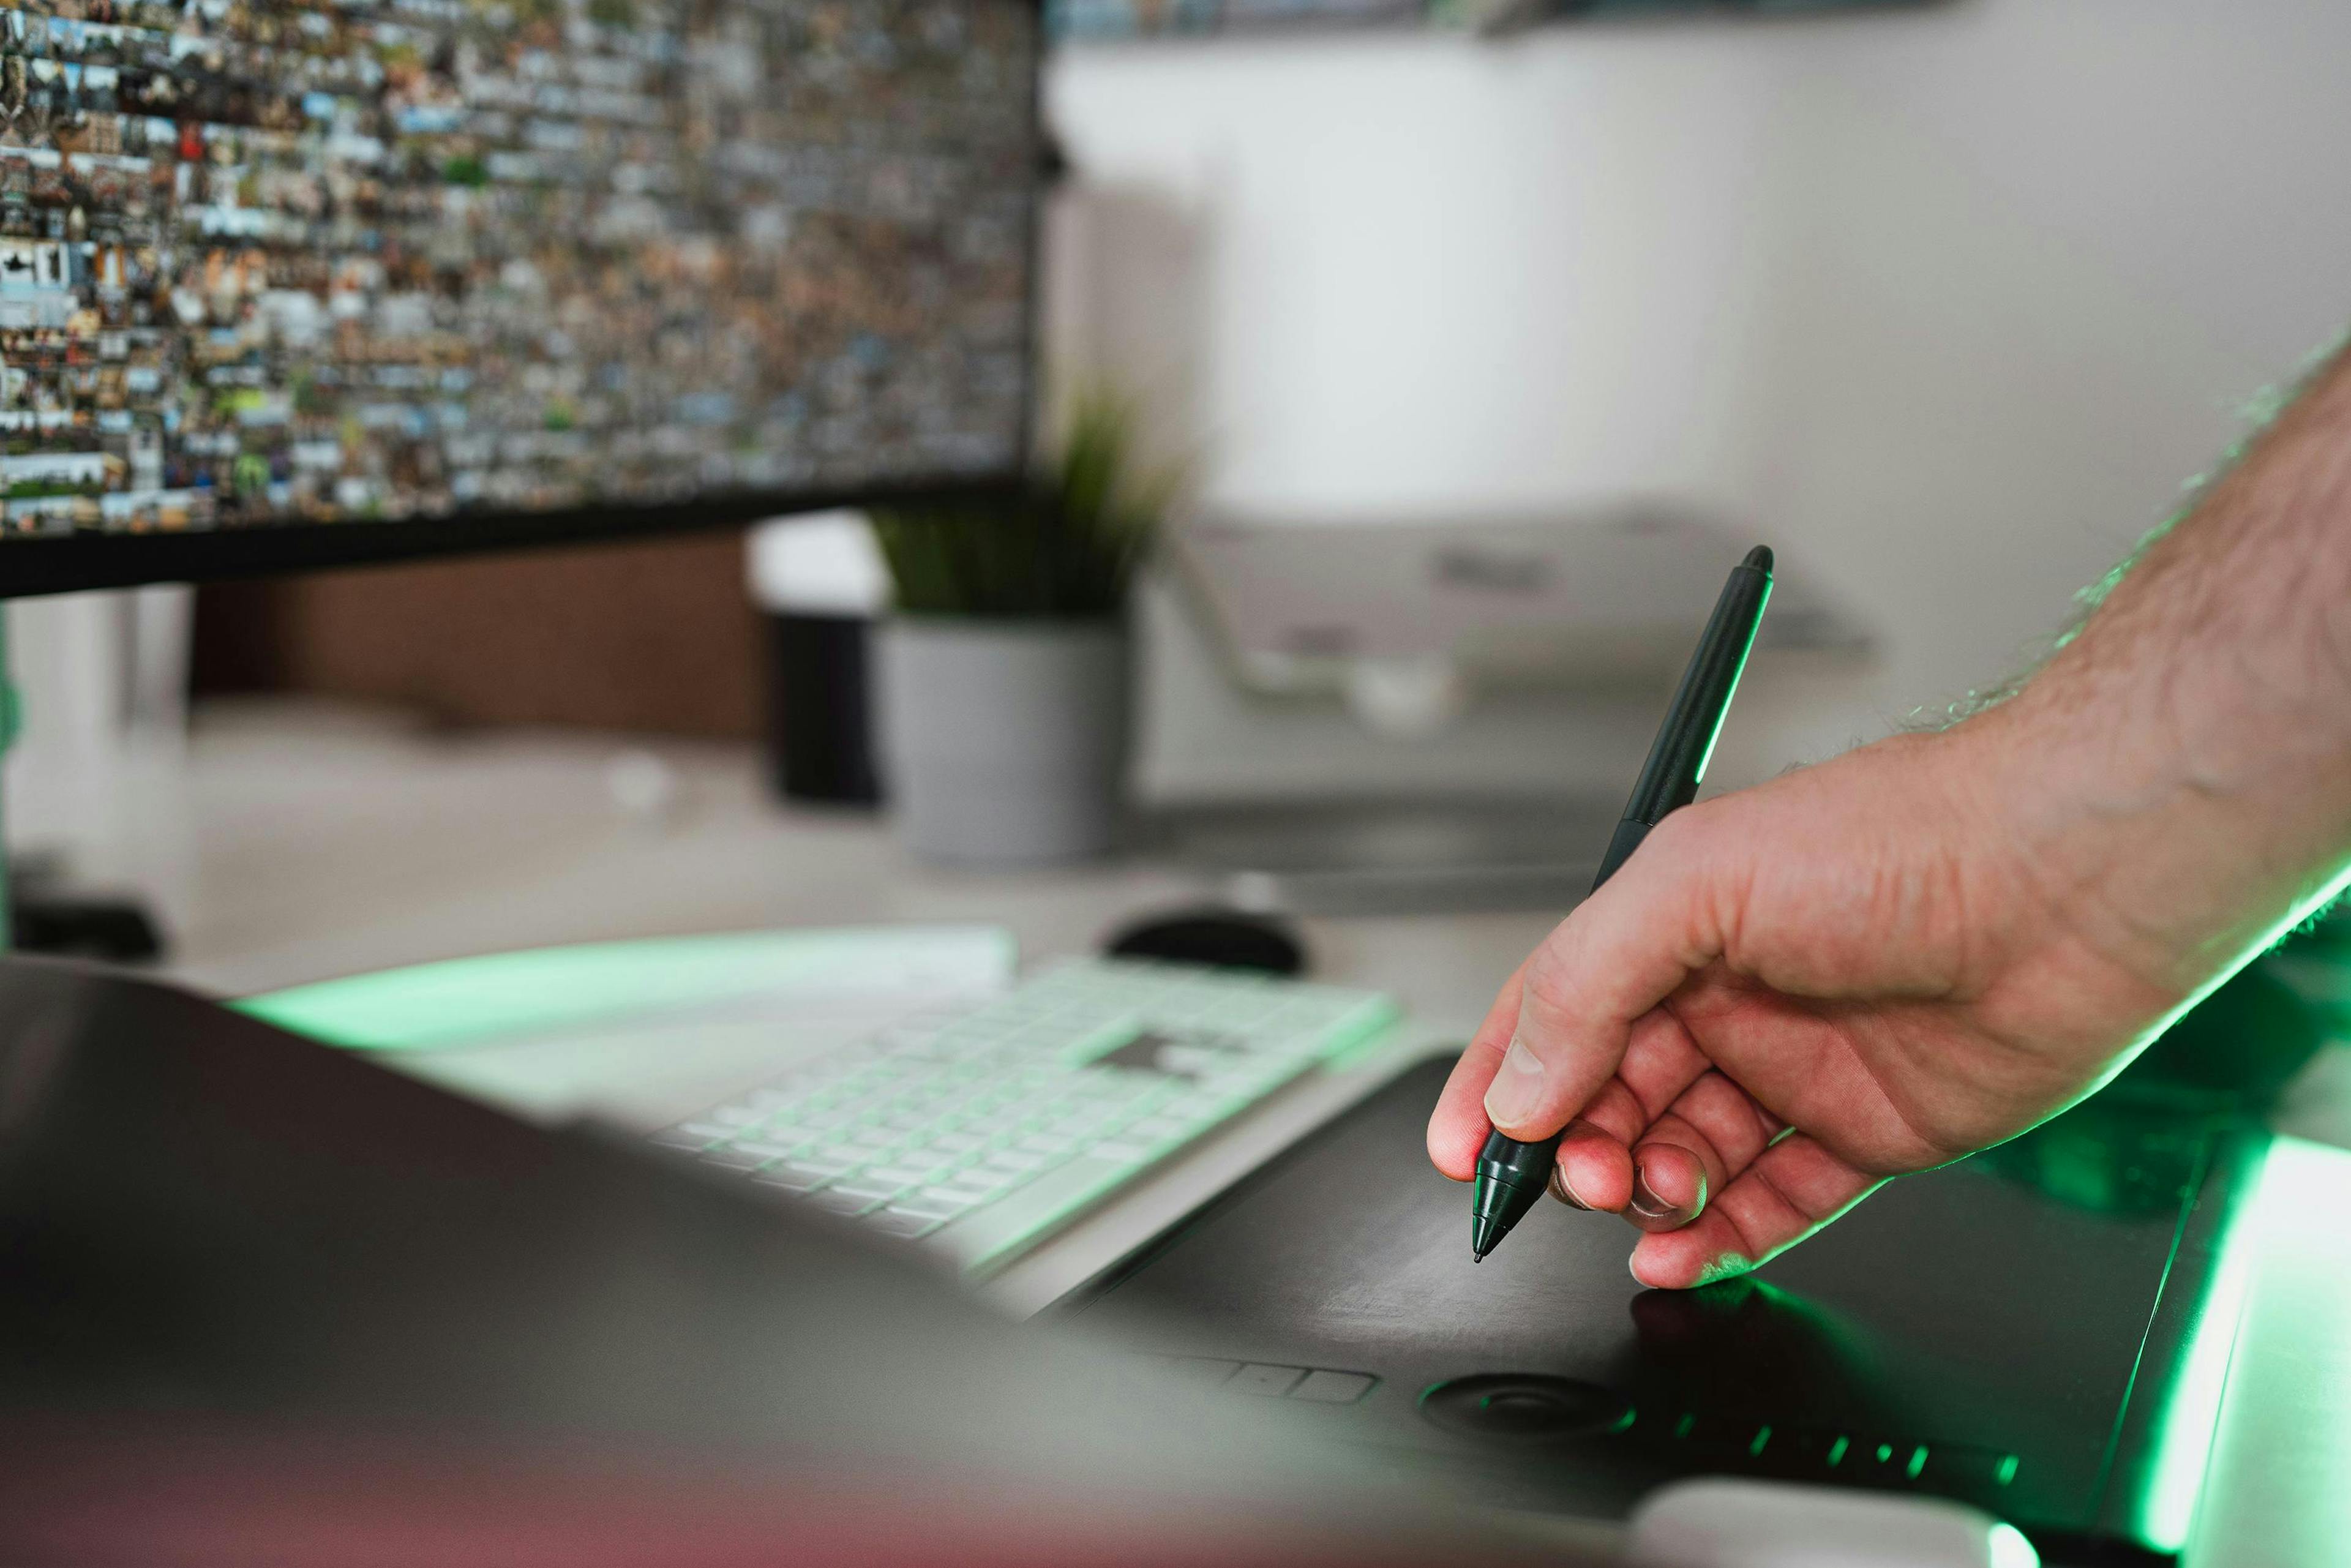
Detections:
1104,909,1307,977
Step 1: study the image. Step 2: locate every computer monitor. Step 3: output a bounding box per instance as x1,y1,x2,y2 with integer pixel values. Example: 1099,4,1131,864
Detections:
0,0,1040,598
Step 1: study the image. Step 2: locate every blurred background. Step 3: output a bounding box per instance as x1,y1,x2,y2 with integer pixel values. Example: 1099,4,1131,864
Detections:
11,0,2351,1035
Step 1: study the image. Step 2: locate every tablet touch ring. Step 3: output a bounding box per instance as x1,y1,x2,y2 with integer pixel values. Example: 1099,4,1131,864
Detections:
1418,1374,1632,1441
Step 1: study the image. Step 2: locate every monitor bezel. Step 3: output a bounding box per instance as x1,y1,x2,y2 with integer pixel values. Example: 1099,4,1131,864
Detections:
0,476,1027,596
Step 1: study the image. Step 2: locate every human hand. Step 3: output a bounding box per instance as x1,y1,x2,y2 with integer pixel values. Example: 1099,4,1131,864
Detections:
1426,720,2189,1289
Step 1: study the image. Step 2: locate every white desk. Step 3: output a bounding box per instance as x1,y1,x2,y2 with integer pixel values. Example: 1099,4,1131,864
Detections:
132,700,2351,1567
152,702,1558,1308
154,700,1559,1032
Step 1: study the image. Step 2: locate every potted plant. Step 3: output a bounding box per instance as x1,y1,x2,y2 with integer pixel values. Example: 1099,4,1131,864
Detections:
868,392,1169,865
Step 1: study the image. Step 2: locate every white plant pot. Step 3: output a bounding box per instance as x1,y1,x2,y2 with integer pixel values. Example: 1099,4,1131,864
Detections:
875,617,1130,865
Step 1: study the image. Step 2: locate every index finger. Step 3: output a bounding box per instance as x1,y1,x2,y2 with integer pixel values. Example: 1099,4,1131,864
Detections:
1427,958,1526,1181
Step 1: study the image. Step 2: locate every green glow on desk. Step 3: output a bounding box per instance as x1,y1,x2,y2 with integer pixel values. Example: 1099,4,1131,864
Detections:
234,926,1014,1052
2132,1138,2304,1553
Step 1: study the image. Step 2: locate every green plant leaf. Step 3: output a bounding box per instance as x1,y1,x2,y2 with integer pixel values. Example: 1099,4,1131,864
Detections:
871,383,1174,619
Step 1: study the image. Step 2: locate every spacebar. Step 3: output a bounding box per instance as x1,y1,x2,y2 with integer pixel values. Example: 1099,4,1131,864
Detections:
926,1155,1138,1274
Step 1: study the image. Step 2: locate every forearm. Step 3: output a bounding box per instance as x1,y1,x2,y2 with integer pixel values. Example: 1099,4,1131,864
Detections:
1978,340,2351,1001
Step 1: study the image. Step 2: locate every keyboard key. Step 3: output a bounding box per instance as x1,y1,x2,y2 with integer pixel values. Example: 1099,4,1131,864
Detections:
924,1185,999,1210
751,1166,831,1193
928,1154,1141,1272
865,1209,936,1239
806,1190,876,1215
654,959,1400,1272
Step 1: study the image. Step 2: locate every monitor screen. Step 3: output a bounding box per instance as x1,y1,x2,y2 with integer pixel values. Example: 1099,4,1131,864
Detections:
0,0,1038,595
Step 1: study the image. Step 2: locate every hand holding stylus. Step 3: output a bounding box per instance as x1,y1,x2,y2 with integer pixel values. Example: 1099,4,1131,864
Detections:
1431,340,2351,1288
1428,727,2172,1288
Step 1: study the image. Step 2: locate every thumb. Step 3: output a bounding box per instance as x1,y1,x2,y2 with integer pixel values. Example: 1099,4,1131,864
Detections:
1483,814,1729,1140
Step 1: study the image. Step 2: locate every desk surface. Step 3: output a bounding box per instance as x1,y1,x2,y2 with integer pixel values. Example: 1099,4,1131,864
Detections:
121,702,2351,1566
151,701,1560,1038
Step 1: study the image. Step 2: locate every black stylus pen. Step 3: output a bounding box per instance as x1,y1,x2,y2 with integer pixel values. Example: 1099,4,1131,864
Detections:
1470,545,1774,1262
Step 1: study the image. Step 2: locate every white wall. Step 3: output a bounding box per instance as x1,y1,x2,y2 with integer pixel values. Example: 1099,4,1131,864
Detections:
1048,0,2351,798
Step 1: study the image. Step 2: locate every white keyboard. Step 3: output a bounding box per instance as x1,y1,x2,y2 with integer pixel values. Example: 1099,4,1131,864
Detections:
653,959,1398,1272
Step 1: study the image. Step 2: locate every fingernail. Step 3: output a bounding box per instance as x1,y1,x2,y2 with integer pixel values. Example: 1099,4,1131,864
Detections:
1628,1160,1679,1222
1549,1165,1590,1210
1483,1037,1546,1128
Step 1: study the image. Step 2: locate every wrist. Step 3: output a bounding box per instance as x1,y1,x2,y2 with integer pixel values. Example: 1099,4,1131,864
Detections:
1964,666,2351,1003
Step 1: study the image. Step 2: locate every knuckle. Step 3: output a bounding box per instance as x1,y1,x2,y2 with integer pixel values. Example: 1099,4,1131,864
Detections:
1518,944,1583,1030
1640,802,1715,867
